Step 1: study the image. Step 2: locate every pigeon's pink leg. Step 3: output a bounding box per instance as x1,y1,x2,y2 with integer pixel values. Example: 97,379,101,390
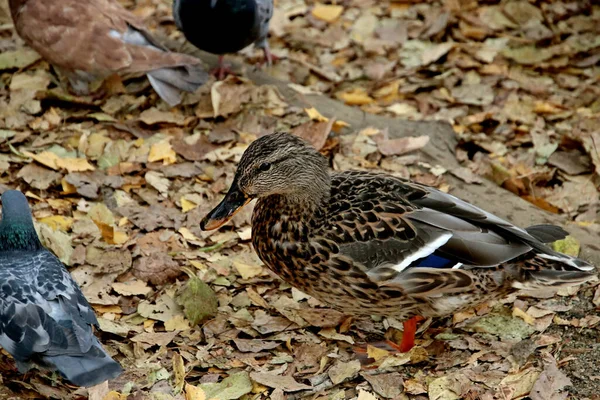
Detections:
209,56,234,80
260,47,279,66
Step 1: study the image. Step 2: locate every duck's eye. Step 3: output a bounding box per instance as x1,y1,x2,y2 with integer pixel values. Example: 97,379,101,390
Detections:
258,162,272,172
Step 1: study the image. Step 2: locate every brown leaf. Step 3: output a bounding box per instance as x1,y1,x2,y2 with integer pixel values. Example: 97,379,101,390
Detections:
296,308,346,328
172,134,220,162
374,134,430,156
362,372,404,399
130,331,179,349
233,339,281,353
530,353,571,400
291,118,335,151
249,372,311,392
17,164,62,190
133,253,181,285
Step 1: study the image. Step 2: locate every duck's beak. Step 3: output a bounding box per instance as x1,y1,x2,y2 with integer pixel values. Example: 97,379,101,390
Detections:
200,182,251,231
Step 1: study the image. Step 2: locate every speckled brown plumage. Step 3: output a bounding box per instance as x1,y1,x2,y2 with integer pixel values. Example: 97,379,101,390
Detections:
202,133,597,324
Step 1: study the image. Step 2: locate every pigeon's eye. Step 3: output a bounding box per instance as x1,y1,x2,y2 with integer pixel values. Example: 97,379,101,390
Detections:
258,162,272,172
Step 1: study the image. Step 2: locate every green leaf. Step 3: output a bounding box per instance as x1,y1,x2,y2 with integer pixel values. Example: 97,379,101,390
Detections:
199,372,253,400
176,275,218,326
552,235,580,257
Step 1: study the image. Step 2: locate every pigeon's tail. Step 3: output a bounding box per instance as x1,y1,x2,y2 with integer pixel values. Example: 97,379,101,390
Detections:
147,62,209,106
43,341,122,387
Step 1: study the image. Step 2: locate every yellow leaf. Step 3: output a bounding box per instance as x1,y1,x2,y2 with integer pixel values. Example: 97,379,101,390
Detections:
23,150,59,170
61,178,77,194
312,3,344,22
332,120,351,132
512,307,535,325
337,88,374,105
304,107,329,122
534,101,563,114
366,344,390,361
93,304,122,314
24,191,42,201
102,391,127,400
93,221,128,245
233,260,264,279
179,227,201,242
185,383,206,400
173,353,186,394
180,197,199,212
144,319,155,330
189,260,207,270
39,215,73,232
89,203,115,225
47,198,72,212
55,157,95,173
112,229,129,244
148,140,177,165
165,315,191,331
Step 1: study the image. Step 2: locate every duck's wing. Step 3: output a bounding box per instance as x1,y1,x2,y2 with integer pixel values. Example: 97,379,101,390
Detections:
326,173,595,297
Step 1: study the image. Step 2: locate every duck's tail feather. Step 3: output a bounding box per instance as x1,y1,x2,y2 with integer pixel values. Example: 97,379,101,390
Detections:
513,253,597,290
43,341,122,387
147,63,209,106
524,224,569,243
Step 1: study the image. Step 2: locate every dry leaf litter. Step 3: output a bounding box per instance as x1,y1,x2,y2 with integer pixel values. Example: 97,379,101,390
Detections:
0,0,599,399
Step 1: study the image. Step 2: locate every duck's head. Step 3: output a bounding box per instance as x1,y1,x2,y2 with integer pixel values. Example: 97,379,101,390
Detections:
200,132,330,230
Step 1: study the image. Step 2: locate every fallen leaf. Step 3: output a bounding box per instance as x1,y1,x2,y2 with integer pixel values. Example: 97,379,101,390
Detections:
337,88,374,105
551,236,580,257
176,275,218,326
530,353,572,400
148,140,177,165
356,390,378,400
250,372,311,392
172,353,186,395
375,135,430,156
112,280,152,296
200,372,253,400
328,359,361,385
311,3,344,23
130,331,179,348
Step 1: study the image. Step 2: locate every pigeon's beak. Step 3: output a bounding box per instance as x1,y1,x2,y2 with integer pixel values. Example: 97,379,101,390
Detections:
200,182,252,231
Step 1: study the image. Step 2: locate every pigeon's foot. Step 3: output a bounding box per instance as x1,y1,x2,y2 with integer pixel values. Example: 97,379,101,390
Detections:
260,47,280,67
210,56,234,80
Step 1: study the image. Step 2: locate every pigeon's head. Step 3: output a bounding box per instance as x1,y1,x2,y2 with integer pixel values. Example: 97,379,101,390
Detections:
200,132,330,230
0,190,42,252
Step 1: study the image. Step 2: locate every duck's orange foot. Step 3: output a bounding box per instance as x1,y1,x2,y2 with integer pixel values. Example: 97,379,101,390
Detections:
394,315,425,353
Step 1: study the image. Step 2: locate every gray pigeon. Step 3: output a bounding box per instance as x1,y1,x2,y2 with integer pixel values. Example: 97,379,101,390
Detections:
0,190,122,387
173,0,275,79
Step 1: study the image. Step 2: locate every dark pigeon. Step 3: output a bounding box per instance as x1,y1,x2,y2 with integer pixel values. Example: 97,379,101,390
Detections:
0,190,122,387
173,0,274,79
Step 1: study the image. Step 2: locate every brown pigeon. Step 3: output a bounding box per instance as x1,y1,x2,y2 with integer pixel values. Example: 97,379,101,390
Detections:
9,0,209,106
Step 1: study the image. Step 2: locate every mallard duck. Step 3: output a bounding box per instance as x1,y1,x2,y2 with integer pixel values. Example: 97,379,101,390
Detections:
200,132,597,351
